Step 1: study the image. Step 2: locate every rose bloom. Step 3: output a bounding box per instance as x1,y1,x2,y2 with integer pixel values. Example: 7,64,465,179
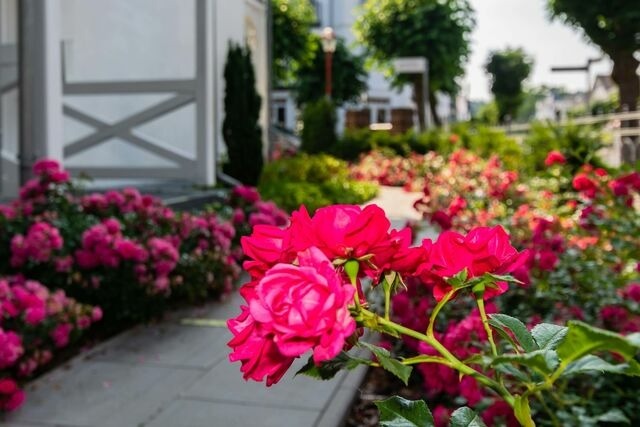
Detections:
288,205,392,268
240,225,295,279
228,247,356,385
544,150,566,166
428,226,529,300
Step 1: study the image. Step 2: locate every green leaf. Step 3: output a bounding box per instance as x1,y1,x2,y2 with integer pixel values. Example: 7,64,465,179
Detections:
531,323,568,350
491,349,559,375
486,273,524,284
447,269,469,289
375,396,435,427
494,363,531,382
557,321,640,365
562,355,640,378
449,407,487,427
489,314,537,352
296,352,367,380
361,342,413,385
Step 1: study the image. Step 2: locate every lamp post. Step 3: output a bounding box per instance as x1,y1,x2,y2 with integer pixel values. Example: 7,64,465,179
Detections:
320,26,336,98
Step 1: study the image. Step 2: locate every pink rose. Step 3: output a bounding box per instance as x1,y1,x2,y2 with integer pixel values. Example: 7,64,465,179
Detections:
228,306,295,387
1,389,25,411
572,173,598,198
241,225,293,279
544,150,566,166
91,306,103,322
289,205,392,274
428,226,529,300
0,378,17,395
233,185,261,203
249,247,356,363
431,210,452,230
228,247,356,385
50,323,73,348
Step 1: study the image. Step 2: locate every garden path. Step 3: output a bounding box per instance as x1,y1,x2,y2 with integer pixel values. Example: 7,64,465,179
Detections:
1,186,426,427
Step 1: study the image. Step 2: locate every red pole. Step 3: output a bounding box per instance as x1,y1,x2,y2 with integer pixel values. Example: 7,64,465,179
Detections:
325,51,333,98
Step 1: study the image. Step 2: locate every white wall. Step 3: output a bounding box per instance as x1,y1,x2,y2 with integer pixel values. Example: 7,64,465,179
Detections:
60,0,197,170
0,0,20,197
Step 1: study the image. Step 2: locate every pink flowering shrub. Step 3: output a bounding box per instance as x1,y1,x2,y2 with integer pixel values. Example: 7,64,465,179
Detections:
0,158,247,330
0,276,98,412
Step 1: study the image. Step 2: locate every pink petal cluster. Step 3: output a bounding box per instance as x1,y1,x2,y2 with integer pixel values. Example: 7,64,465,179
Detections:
0,276,98,412
229,248,356,385
425,226,529,300
544,150,566,166
10,222,64,267
0,378,24,412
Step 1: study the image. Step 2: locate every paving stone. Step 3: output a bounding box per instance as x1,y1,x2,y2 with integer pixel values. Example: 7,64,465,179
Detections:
3,360,201,427
183,357,345,411
88,323,230,369
147,398,316,427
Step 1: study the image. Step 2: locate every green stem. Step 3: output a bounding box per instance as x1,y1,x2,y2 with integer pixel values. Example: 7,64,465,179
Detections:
475,295,499,357
383,278,392,321
427,289,456,337
362,308,515,406
399,355,452,367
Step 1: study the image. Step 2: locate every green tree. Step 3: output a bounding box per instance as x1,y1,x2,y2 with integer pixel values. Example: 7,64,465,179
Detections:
222,43,263,185
485,48,533,123
354,0,474,127
272,0,317,87
548,0,640,111
295,35,368,107
301,98,337,154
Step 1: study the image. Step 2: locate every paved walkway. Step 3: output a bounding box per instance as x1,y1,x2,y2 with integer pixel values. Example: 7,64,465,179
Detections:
2,186,425,427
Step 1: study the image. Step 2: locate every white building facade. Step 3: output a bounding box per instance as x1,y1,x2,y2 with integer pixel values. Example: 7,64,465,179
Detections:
0,0,270,199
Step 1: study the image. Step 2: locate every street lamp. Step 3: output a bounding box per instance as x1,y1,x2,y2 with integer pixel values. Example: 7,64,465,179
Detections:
320,26,337,98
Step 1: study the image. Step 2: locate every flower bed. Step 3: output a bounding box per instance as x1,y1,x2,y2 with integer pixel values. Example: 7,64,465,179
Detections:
0,159,288,412
396,149,640,424
227,201,640,426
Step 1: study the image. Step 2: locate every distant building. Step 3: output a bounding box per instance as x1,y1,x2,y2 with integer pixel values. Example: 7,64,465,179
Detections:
0,0,270,199
272,0,469,133
590,74,617,104
535,88,586,121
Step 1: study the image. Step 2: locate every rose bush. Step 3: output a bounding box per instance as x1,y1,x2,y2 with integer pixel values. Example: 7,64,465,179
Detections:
0,158,286,411
389,149,639,424
229,202,640,426
0,276,99,412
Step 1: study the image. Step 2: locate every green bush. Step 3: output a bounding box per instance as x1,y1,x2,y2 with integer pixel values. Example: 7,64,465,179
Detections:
258,153,378,212
332,124,522,170
522,121,607,175
301,98,337,154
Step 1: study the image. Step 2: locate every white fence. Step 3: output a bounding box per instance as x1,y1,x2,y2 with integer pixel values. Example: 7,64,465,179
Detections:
498,111,640,167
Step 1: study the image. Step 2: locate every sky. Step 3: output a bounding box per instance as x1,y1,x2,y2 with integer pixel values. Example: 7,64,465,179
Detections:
465,0,613,101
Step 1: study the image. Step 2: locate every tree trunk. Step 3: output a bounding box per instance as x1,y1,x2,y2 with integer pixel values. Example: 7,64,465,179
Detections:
610,51,639,164
611,51,639,112
412,76,426,131
428,91,442,127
